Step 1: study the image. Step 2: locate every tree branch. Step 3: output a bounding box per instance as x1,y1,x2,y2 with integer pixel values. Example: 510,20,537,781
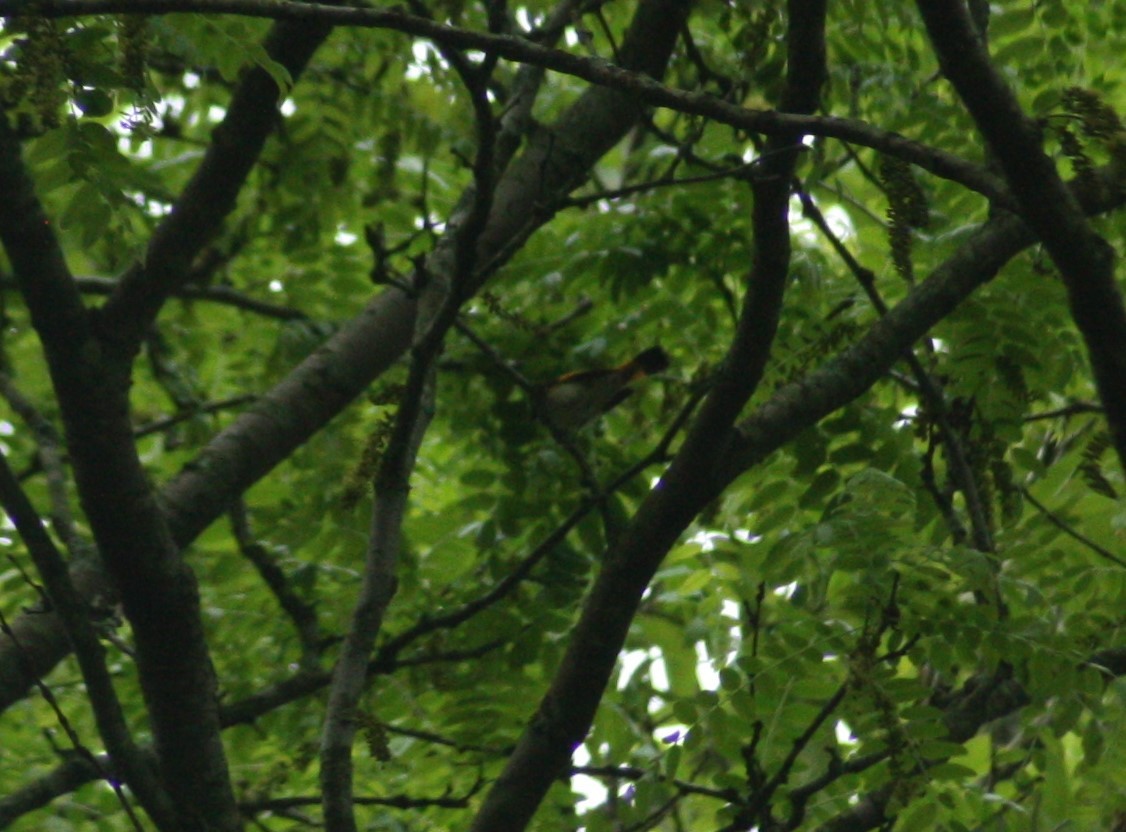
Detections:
97,13,336,352
0,102,239,832
0,752,110,828
720,167,1126,490
47,276,309,320
317,292,434,832
241,783,483,815
797,187,997,564
917,0,1126,472
0,372,83,553
467,2,826,827
1,0,1013,205
319,35,501,829
0,455,178,830
153,0,698,555
229,501,323,665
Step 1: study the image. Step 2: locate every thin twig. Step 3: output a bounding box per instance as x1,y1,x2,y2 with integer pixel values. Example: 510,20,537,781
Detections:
0,608,148,832
561,163,756,208
1020,487,1126,569
134,394,258,438
574,764,739,803
1023,402,1103,422
3,0,1014,205
230,500,323,664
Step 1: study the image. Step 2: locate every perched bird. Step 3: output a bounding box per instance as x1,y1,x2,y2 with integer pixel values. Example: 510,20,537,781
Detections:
541,346,670,430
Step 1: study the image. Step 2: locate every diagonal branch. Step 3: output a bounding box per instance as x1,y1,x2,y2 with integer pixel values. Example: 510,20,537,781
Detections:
4,0,1012,204
98,15,337,352
467,2,827,829
156,0,697,556
0,105,240,831
0,455,178,830
1019,487,1126,570
917,0,1126,472
318,37,501,831
720,167,1126,490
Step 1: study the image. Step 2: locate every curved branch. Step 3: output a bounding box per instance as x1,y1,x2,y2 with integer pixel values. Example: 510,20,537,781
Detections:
98,14,336,351
721,168,1126,489
918,0,1126,472
467,2,827,828
5,0,1012,204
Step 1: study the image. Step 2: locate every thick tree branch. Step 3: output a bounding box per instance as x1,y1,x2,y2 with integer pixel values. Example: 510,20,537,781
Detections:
467,3,826,828
0,16,1119,791
97,15,336,351
155,0,695,553
0,109,239,830
0,455,178,830
464,169,1125,830
160,288,417,548
0,569,111,711
4,583,1118,831
917,0,1126,471
2,12,343,821
318,359,429,831
0,167,1120,743
0,753,112,828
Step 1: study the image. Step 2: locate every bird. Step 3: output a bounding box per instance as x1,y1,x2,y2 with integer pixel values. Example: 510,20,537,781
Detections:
540,346,670,430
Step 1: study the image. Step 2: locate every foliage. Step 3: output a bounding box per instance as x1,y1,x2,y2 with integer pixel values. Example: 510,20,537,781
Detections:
0,1,1124,831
